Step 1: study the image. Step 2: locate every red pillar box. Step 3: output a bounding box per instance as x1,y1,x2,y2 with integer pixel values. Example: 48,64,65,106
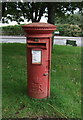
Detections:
22,23,56,99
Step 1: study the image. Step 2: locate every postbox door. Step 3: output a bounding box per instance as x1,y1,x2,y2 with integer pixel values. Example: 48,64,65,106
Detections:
27,48,49,99
27,38,51,99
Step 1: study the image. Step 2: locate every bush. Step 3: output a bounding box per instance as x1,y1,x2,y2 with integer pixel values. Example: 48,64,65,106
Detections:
0,25,25,36
57,24,83,37
79,24,83,30
0,24,82,37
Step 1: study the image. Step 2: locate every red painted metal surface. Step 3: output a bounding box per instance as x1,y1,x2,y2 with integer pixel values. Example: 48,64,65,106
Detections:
22,22,56,99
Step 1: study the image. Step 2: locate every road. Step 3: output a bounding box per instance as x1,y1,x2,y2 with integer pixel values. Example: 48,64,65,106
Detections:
0,36,82,46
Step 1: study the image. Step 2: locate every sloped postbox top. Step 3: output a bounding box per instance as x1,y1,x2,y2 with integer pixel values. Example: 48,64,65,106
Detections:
22,22,56,29
22,22,57,38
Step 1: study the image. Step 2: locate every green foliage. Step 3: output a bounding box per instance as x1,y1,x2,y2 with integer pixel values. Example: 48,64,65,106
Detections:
2,2,46,23
1,25,25,36
2,2,83,24
1,24,82,37
57,24,82,37
55,13,82,25
2,43,81,118
79,24,83,30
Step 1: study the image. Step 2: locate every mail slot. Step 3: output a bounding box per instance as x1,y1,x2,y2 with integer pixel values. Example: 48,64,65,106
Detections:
22,23,56,99
27,42,47,49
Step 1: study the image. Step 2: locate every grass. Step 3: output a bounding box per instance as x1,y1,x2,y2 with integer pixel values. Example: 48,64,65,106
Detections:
2,43,81,118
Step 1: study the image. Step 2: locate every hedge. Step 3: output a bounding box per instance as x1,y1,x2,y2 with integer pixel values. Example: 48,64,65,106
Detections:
0,24,83,37
0,25,25,36
57,24,83,37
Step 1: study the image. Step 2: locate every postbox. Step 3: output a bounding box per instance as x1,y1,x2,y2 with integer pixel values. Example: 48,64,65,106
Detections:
22,22,56,99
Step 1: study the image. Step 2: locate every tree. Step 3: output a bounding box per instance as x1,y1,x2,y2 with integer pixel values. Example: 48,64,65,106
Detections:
2,2,46,24
47,2,83,25
47,2,56,24
55,12,82,25
2,2,83,24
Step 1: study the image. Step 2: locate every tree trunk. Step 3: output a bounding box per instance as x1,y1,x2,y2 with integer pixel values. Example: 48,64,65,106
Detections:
2,2,6,17
47,2,56,51
0,3,2,20
48,2,55,24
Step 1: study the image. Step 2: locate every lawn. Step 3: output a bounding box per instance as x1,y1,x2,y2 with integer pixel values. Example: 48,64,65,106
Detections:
2,43,81,119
